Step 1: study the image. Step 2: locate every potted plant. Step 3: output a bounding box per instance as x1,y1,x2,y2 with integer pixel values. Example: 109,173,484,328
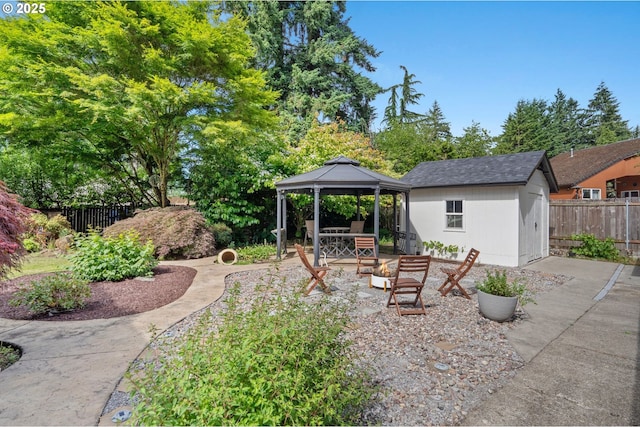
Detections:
475,270,535,322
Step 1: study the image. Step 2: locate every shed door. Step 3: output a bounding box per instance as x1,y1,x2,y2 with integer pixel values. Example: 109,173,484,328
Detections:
526,193,543,262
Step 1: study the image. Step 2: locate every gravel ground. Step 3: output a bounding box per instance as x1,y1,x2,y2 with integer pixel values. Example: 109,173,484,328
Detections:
107,259,570,425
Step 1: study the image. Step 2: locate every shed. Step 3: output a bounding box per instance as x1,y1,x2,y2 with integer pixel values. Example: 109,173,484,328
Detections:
275,156,413,266
401,151,558,267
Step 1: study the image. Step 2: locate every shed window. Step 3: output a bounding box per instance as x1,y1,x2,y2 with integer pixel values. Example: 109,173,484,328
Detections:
582,188,601,200
445,200,463,229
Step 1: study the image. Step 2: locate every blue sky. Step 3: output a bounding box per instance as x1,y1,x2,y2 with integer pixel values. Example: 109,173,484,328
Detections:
345,1,640,136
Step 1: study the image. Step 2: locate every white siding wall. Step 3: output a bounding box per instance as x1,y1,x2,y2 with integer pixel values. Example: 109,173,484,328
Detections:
518,169,551,265
407,186,522,267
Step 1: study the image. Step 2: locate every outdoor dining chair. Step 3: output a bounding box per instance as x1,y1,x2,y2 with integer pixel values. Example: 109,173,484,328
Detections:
295,244,331,296
303,220,314,249
438,248,480,299
354,236,379,277
386,255,431,316
349,220,365,233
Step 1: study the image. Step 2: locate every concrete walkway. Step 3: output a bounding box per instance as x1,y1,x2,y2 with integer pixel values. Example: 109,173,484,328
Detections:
0,255,638,425
464,257,640,425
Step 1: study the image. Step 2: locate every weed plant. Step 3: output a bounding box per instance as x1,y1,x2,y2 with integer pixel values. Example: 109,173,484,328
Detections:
0,342,20,370
571,233,620,261
129,272,375,425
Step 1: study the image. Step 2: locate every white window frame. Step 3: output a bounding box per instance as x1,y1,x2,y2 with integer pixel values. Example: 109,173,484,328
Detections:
622,190,639,198
582,188,601,200
445,200,463,230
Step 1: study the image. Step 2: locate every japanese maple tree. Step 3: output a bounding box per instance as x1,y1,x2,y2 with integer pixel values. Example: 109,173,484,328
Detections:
0,181,33,279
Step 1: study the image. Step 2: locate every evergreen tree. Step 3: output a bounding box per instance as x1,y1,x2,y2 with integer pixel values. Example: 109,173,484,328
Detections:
382,65,424,126
226,1,382,139
495,99,550,154
586,82,632,145
453,121,494,158
547,89,588,156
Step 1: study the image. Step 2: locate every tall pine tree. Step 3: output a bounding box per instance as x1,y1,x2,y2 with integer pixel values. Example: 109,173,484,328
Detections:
586,82,631,145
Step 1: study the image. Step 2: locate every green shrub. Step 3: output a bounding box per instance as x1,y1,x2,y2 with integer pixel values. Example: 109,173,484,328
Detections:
476,270,534,306
22,237,41,253
9,272,91,315
571,233,620,261
130,281,375,426
210,223,233,248
236,244,275,263
70,231,158,281
0,342,21,370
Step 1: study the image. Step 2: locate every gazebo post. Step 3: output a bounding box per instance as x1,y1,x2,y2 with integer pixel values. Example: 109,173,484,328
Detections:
313,186,321,267
404,191,412,255
393,194,398,254
276,190,284,260
374,187,380,255
356,192,361,220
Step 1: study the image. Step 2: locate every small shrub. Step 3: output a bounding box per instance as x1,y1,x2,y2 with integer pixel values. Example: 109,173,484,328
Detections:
476,270,534,306
70,231,158,281
0,342,21,370
129,280,374,426
236,243,276,263
22,237,41,253
24,213,72,245
571,233,620,261
104,207,215,259
9,272,91,315
210,223,233,248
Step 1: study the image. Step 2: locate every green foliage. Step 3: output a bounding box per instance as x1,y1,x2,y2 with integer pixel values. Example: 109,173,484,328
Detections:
422,240,463,256
0,342,20,370
236,244,276,263
210,223,233,248
21,237,41,253
9,272,91,315
24,213,72,247
130,280,375,425
476,270,534,306
571,233,620,261
70,231,157,282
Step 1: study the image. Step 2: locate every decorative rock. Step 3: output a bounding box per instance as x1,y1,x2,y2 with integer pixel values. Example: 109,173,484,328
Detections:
111,409,132,423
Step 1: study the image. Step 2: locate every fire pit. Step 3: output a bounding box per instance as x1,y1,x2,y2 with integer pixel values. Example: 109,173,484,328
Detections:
369,262,394,292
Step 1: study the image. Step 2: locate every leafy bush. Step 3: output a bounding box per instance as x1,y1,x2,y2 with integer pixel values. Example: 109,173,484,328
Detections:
210,223,233,248
0,342,21,370
24,213,73,246
476,270,534,306
130,281,375,426
9,272,91,315
103,207,215,259
236,244,276,263
571,233,620,261
22,237,41,253
70,231,157,281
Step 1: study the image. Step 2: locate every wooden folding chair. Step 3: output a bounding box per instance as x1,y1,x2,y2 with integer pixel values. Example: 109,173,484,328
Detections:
438,248,480,299
386,255,431,316
295,244,331,296
354,237,379,277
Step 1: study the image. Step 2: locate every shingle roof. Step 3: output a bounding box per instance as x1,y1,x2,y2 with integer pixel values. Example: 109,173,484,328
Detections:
275,155,411,194
549,138,640,188
402,151,558,192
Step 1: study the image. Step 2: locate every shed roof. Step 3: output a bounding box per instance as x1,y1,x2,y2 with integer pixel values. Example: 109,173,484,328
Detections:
549,138,640,188
275,155,411,194
402,151,558,192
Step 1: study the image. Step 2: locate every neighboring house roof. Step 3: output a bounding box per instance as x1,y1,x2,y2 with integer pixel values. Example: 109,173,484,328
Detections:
402,150,558,192
549,138,640,188
275,155,411,194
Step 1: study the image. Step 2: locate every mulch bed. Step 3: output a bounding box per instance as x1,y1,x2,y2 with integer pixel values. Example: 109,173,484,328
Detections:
0,265,196,321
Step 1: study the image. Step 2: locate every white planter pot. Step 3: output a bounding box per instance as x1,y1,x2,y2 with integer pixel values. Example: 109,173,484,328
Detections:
477,289,518,322
370,274,391,291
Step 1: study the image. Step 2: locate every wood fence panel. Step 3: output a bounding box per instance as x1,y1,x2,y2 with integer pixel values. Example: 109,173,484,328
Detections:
62,206,133,233
550,199,640,256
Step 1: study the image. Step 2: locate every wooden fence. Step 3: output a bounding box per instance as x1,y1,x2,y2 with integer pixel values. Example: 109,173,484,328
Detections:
61,205,134,233
549,199,640,256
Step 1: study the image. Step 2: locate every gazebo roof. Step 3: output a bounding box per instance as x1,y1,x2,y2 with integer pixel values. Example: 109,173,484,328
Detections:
275,155,411,195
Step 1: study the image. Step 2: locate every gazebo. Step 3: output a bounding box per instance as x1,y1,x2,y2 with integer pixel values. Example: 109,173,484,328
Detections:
274,156,413,266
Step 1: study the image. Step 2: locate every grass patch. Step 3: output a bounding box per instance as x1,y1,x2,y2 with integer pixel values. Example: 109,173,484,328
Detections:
7,252,71,279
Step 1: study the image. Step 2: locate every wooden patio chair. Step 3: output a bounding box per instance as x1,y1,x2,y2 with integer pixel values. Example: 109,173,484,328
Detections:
295,244,331,296
354,237,379,277
303,220,314,249
386,255,431,316
349,220,365,234
438,248,480,299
